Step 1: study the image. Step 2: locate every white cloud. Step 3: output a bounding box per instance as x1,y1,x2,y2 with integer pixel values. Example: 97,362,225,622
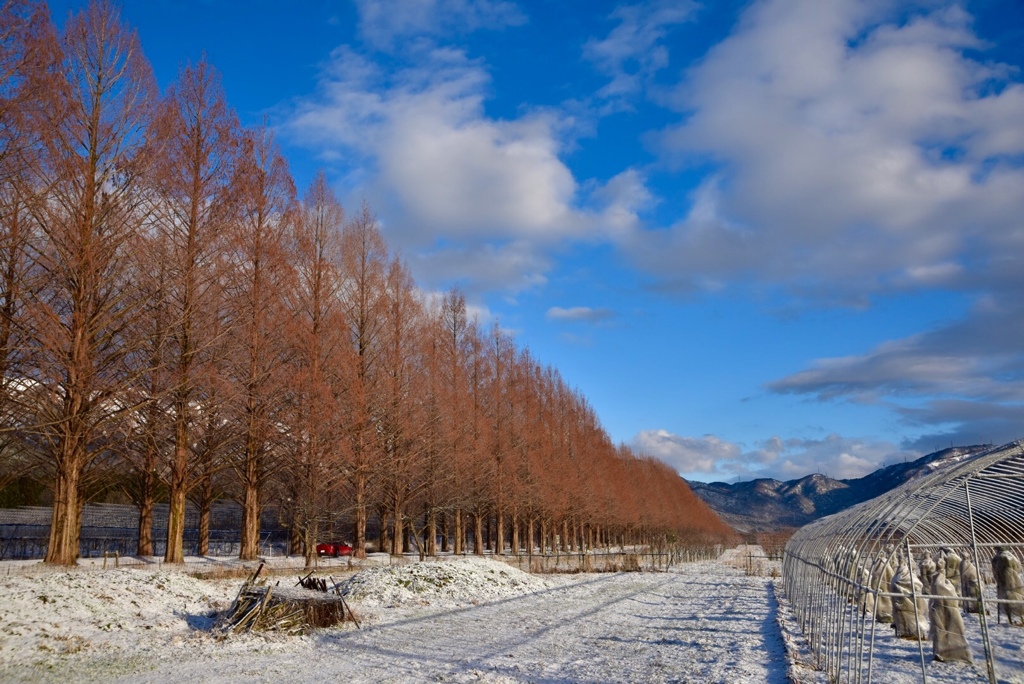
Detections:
286,45,648,293
583,0,698,106
412,241,551,296
627,0,1024,302
546,306,614,323
630,1,1024,456
590,168,655,239
631,429,915,482
763,434,914,481
769,297,1024,448
631,431,742,477
354,0,526,50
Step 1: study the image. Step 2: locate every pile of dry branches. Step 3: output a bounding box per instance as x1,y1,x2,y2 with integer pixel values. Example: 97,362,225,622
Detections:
217,563,356,635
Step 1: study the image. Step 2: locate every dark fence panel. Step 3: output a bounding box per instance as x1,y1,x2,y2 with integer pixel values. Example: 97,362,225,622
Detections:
0,503,290,560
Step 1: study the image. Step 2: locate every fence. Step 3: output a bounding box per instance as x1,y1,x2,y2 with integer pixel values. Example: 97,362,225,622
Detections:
497,544,725,574
720,545,780,577
0,502,290,561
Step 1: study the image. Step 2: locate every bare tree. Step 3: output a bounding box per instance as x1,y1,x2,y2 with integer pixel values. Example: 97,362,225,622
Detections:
115,232,172,555
0,0,51,181
151,57,238,563
377,256,425,556
0,1,53,493
285,170,349,567
415,290,468,556
19,1,157,565
338,204,388,558
484,323,516,554
435,288,472,553
223,122,295,561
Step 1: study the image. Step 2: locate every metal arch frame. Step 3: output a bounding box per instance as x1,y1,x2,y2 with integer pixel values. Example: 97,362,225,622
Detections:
782,440,1024,684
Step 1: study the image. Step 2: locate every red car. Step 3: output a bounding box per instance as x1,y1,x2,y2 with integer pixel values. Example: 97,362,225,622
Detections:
316,541,353,557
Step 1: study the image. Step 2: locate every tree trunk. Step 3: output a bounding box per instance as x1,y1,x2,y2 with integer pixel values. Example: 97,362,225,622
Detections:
453,508,463,555
473,511,484,555
196,474,212,556
303,523,316,568
164,408,190,562
427,508,437,557
511,511,520,554
239,479,261,560
495,512,504,556
441,511,449,553
379,512,389,554
352,472,367,558
165,477,187,563
290,521,303,557
136,485,154,556
45,461,82,565
391,493,403,556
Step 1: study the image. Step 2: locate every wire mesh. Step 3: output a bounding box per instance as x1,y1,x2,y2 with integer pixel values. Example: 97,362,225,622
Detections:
783,440,1024,683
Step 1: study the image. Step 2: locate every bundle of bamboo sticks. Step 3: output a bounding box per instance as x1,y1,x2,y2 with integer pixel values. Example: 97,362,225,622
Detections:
217,563,356,635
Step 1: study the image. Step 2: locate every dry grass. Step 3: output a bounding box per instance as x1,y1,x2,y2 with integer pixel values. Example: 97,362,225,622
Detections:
187,565,308,581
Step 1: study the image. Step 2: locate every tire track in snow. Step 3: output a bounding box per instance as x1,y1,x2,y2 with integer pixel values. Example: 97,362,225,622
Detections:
315,572,679,681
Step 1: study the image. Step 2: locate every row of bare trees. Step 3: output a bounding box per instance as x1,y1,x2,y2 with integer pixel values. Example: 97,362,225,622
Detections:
0,1,736,566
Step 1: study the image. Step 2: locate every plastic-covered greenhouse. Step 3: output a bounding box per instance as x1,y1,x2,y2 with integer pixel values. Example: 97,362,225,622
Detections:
783,439,1024,684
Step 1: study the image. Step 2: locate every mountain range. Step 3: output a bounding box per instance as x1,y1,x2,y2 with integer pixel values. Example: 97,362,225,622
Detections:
686,445,992,533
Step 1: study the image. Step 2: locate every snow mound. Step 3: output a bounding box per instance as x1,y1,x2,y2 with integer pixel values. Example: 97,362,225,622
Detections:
0,567,232,663
340,557,551,608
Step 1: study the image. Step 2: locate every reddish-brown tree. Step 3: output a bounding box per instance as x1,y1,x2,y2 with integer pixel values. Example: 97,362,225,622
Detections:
151,58,239,563
377,256,426,556
20,1,157,565
0,1,54,494
414,288,475,556
223,123,295,560
284,170,349,567
0,0,50,180
482,323,519,554
338,204,388,558
115,233,173,556
436,288,473,553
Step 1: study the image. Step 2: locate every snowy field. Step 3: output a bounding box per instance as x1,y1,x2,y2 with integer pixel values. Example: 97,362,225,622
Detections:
0,547,804,683
14,545,1006,683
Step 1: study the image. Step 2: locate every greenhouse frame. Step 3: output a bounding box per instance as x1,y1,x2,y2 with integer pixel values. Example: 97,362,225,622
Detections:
783,439,1024,684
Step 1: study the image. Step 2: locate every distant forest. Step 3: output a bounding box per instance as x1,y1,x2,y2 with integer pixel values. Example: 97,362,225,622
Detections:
0,0,736,565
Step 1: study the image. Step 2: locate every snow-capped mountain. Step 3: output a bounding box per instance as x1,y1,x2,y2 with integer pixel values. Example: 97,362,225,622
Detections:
686,445,992,533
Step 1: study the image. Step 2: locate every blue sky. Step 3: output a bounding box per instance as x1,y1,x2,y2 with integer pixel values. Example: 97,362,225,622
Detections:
49,0,1024,483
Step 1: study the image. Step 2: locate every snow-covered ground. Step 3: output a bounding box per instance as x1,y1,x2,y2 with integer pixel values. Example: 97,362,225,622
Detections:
11,545,1010,683
4,544,1015,684
0,548,793,683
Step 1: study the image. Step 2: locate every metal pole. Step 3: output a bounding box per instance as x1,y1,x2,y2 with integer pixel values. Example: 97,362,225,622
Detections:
865,551,881,684
905,538,928,684
965,479,997,684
